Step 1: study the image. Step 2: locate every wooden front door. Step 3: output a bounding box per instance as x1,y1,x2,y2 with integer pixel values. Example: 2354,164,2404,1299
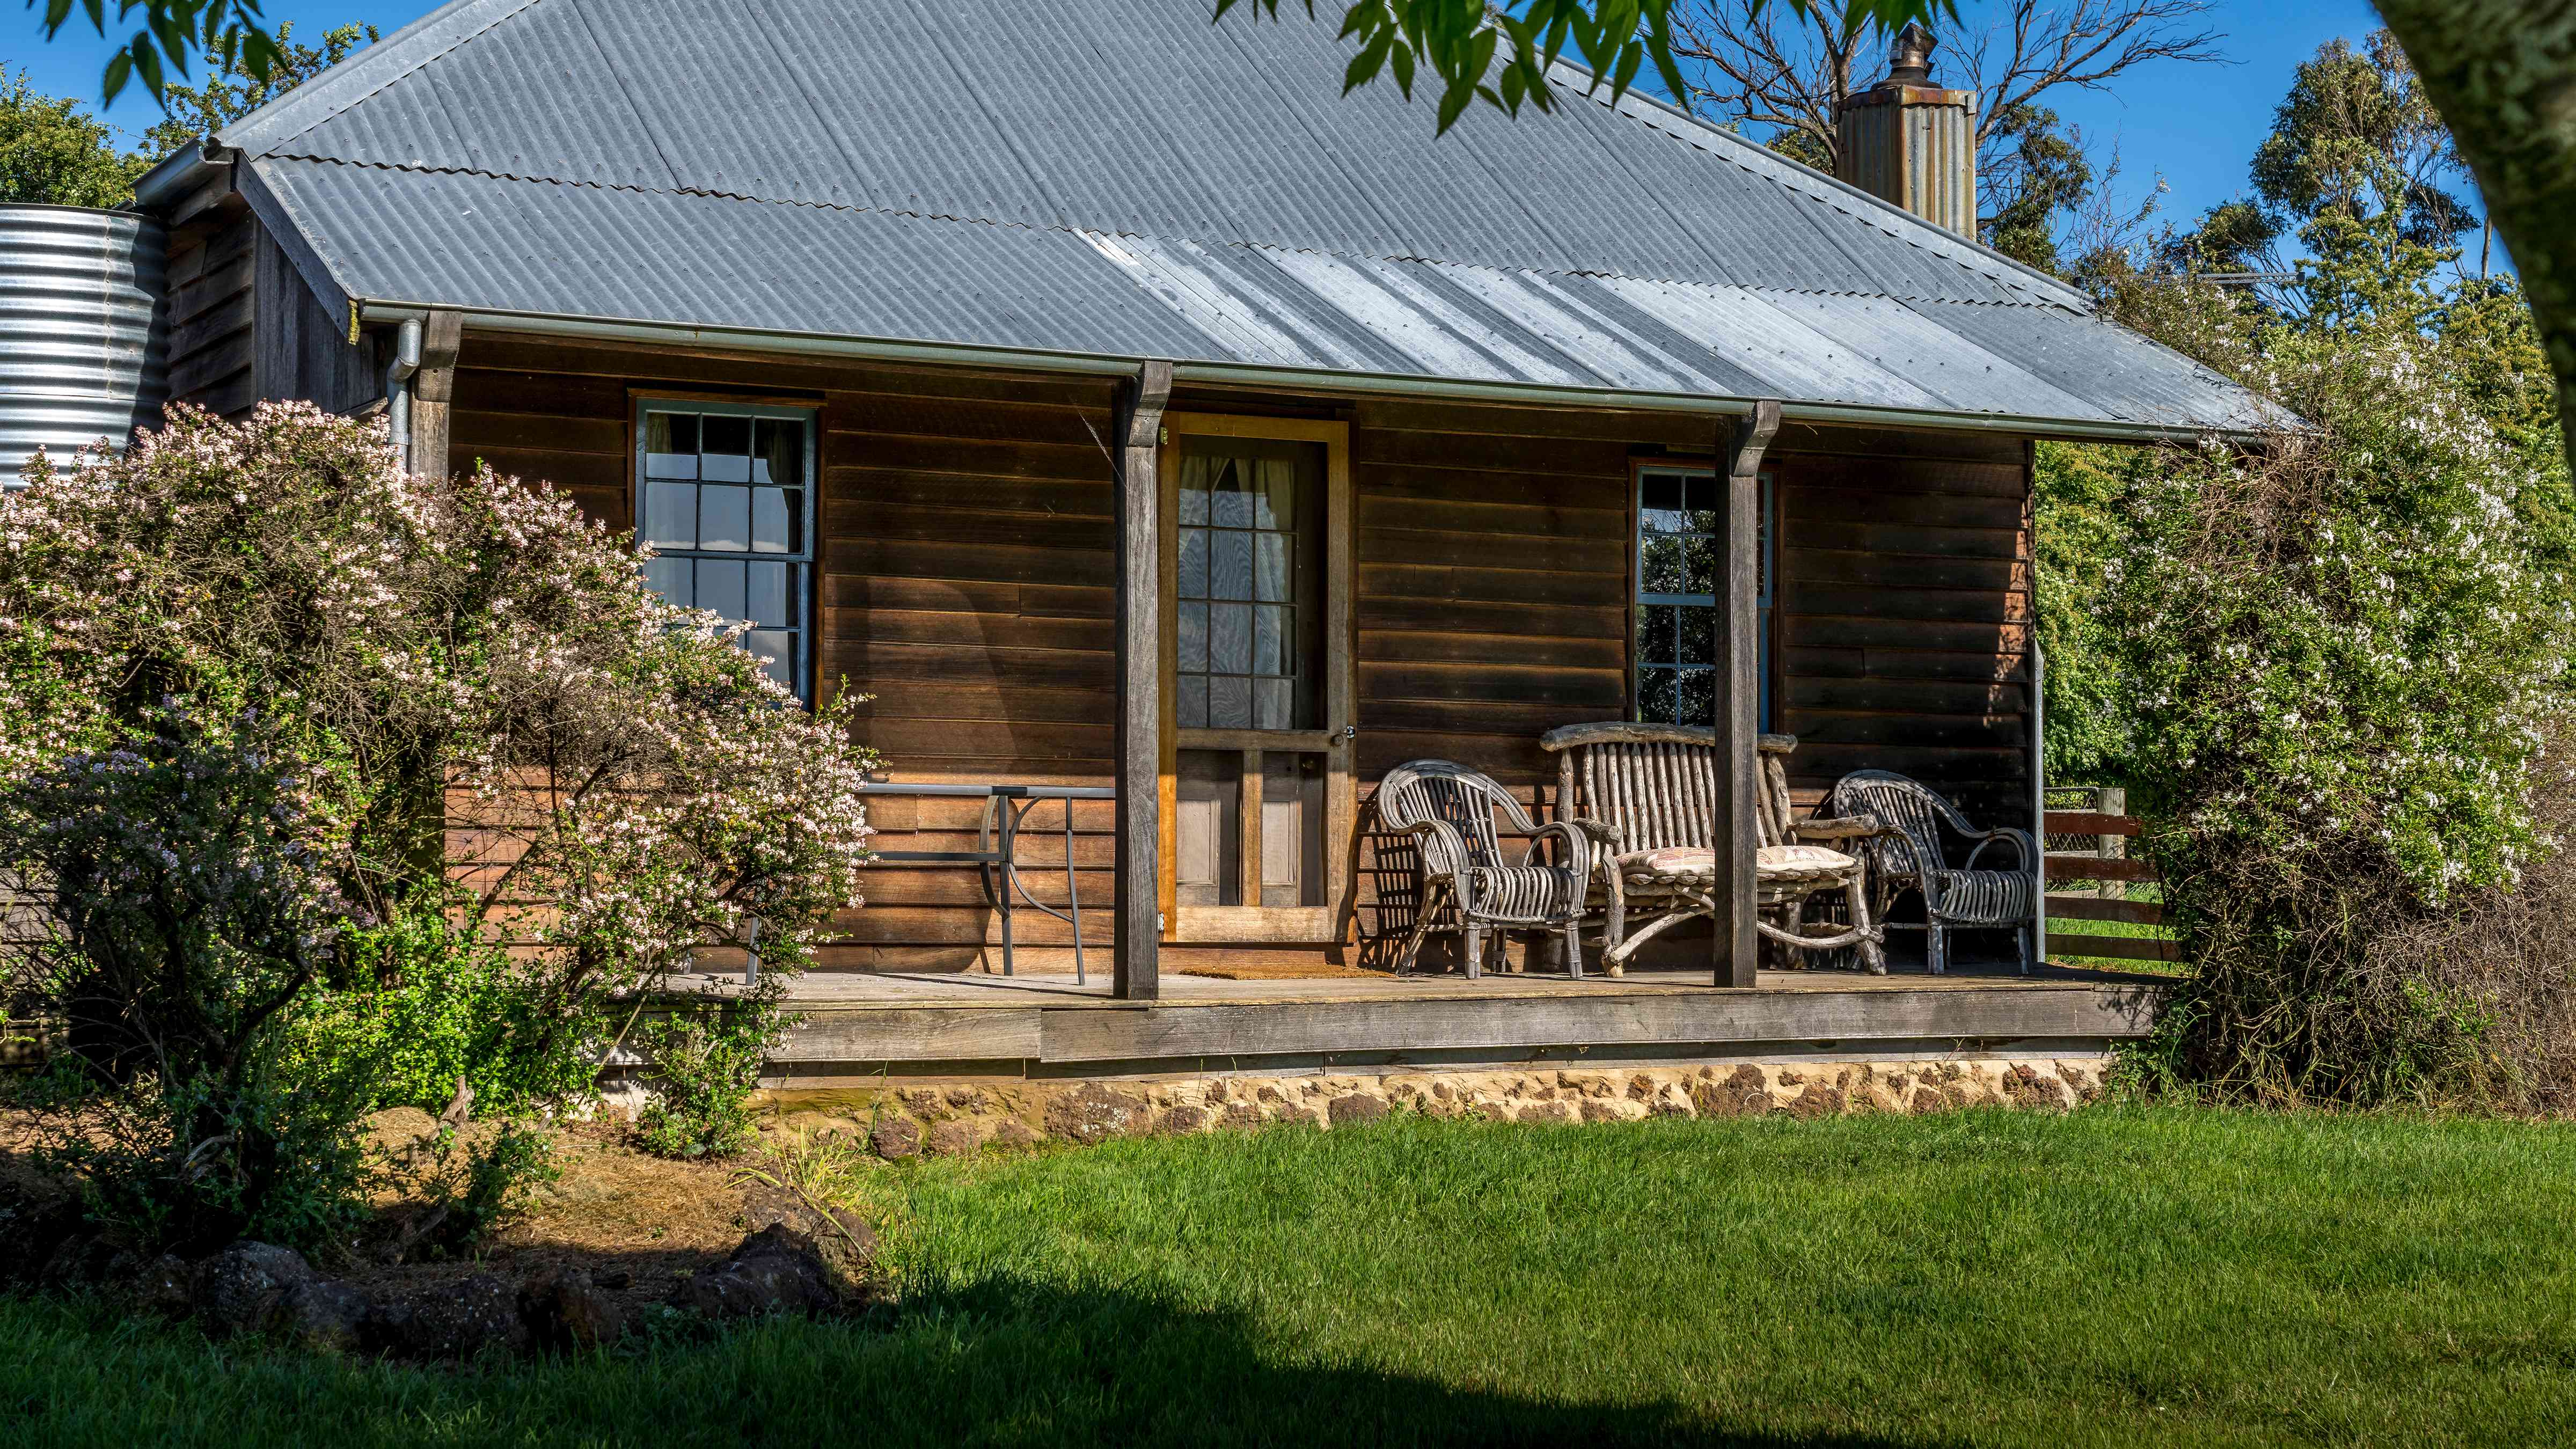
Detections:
1157,414,1355,945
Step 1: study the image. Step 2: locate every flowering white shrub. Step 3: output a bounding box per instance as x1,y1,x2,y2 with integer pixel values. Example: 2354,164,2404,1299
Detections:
0,403,877,1242
2110,325,2572,1102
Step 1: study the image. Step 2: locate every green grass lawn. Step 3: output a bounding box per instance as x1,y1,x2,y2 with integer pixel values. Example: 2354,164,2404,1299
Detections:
7,1106,2575,1447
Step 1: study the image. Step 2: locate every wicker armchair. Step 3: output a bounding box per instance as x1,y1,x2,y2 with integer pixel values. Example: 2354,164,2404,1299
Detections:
1538,724,1886,976
1376,759,1608,979
1826,770,2038,975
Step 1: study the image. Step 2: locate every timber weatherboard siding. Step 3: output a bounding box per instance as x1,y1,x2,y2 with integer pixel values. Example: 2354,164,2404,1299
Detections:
444,334,2033,973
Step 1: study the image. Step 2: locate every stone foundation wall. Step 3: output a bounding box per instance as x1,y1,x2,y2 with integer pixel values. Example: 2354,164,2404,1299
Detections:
751,1058,2110,1160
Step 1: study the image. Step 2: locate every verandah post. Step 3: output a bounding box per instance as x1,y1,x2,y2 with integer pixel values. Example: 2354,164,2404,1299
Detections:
1714,400,1781,987
1114,360,1173,1000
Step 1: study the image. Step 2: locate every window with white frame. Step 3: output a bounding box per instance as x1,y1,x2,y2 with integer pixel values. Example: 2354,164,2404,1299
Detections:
634,400,816,699
1634,465,1773,728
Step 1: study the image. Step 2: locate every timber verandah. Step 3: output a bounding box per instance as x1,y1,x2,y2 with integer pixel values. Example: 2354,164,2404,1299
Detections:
428,328,2131,1070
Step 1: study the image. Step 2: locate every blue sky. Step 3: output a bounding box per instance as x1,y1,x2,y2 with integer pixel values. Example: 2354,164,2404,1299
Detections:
5,0,2404,236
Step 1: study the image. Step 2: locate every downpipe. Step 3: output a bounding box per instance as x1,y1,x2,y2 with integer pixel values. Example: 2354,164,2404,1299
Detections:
383,317,423,469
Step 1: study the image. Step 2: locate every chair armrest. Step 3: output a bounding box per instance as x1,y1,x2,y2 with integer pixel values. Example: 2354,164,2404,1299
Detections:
1962,826,2039,874
1790,815,1886,843
1563,816,1624,853
1521,820,1593,881
1389,817,1470,881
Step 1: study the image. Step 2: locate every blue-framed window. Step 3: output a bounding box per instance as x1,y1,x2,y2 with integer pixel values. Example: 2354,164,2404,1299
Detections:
1634,464,1773,728
633,399,817,700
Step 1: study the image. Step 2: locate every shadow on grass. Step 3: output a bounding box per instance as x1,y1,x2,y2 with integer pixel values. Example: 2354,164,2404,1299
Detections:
6,1263,1946,1449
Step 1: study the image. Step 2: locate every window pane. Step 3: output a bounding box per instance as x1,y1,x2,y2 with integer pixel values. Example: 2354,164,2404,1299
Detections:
1255,677,1293,730
1638,667,1676,723
642,481,698,548
1639,604,1676,664
745,628,794,686
1641,535,1687,595
1678,605,1715,666
753,418,803,486
696,559,747,623
1179,528,1209,600
699,486,751,552
1641,506,1689,535
1210,531,1253,601
1683,535,1717,596
642,554,691,605
748,560,792,628
1208,675,1251,730
1210,603,1252,675
646,451,699,480
1253,605,1290,677
702,413,751,458
752,487,792,553
1684,475,1720,532
1674,668,1716,726
647,413,699,456
1179,460,1210,525
1178,602,1208,672
1251,457,1295,529
1179,675,1208,729
1641,472,1682,513
1210,461,1252,527
1254,532,1290,603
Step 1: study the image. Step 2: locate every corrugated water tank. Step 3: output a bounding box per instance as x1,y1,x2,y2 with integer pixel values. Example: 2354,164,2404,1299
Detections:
1,204,169,481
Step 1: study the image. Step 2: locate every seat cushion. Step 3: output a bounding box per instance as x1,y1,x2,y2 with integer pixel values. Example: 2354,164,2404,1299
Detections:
1621,845,1856,878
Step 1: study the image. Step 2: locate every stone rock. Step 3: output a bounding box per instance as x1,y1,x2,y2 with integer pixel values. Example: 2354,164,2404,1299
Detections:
365,1272,530,1360
519,1267,624,1352
191,1242,318,1337
898,1088,949,1121
133,1253,195,1319
1326,1094,1388,1127
1518,1100,1575,1124
275,1278,371,1355
672,1225,841,1321
1578,1097,1624,1123
1216,1103,1266,1131
0,1197,84,1288
1044,1084,1151,1145
943,1085,988,1113
989,1118,1042,1150
923,1120,981,1157
1157,1105,1209,1134
1689,1065,1772,1119
868,1116,923,1160
1783,1085,1845,1119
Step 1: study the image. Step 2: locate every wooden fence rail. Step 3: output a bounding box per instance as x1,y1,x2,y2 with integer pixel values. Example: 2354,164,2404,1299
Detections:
2042,789,2174,964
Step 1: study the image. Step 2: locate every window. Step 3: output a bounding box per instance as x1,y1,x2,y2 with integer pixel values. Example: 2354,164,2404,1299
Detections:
1174,437,1323,733
1634,465,1773,728
633,400,816,699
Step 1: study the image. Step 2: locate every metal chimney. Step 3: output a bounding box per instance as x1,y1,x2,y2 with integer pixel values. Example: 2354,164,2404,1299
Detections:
1835,23,1978,238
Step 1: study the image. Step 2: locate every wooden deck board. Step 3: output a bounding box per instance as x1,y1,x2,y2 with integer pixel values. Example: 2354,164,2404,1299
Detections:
738,966,2167,1071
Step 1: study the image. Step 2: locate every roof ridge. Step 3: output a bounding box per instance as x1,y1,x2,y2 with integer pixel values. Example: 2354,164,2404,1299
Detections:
1534,62,2089,312
253,152,2075,311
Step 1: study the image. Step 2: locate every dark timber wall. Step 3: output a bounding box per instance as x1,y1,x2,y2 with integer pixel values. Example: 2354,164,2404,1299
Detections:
444,334,2031,973
164,198,378,420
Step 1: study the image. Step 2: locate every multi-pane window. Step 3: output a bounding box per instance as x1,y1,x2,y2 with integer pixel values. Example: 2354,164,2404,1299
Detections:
1174,438,1322,731
1635,466,1773,727
635,401,816,699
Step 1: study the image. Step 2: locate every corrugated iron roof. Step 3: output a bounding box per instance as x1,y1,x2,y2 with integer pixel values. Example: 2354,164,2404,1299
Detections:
220,0,2271,434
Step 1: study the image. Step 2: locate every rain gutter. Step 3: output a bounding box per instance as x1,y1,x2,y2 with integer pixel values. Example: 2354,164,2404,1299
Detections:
349,299,2253,445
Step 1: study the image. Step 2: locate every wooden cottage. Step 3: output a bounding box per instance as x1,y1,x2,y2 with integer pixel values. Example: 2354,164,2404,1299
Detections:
126,0,2259,1073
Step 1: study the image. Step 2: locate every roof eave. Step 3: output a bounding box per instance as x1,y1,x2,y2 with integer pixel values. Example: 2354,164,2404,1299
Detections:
352,298,2264,445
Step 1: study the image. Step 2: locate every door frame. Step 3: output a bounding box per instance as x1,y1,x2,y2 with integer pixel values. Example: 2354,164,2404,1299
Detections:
1155,412,1356,945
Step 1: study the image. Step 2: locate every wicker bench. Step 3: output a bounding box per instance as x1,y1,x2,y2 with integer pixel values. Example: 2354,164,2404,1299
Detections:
1539,723,1887,975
